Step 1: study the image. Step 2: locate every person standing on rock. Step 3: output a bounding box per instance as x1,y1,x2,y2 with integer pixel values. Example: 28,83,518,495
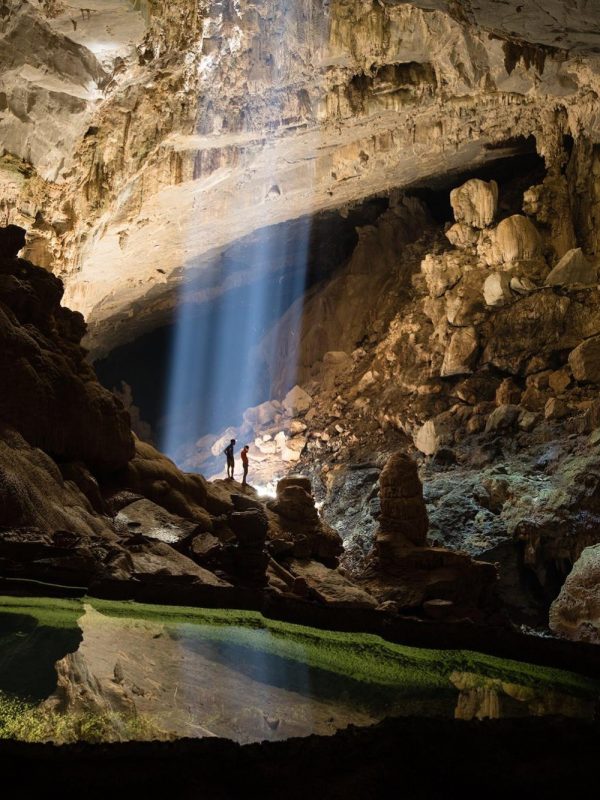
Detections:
224,438,236,479
241,445,250,487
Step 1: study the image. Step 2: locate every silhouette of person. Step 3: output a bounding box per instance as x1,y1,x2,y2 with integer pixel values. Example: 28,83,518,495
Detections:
224,438,236,478
241,445,250,486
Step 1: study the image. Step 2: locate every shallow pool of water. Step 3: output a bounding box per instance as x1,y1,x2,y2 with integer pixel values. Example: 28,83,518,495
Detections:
0,596,597,744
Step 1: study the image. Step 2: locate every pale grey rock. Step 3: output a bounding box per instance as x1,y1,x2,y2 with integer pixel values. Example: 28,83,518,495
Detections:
415,417,453,455
441,326,479,377
243,400,281,428
509,275,537,294
450,178,498,229
483,272,511,306
518,410,541,431
289,559,377,608
545,248,597,287
282,385,313,416
115,498,199,544
445,222,481,249
485,215,543,266
550,545,600,644
421,252,463,298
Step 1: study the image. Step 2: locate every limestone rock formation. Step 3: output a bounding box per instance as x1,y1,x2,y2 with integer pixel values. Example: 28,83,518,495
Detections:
449,179,498,229
3,0,600,357
367,451,497,618
376,451,428,556
546,248,597,287
268,476,343,562
484,215,542,266
550,545,600,644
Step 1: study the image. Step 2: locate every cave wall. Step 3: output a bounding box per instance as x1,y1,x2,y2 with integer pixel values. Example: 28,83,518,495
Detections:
2,0,600,357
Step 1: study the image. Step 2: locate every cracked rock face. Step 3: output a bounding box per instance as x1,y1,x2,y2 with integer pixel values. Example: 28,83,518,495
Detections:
3,0,600,354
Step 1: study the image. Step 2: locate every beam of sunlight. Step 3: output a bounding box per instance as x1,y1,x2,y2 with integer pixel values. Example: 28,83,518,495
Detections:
161,28,320,465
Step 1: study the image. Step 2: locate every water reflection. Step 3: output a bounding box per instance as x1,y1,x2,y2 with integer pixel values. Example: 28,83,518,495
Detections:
0,597,597,744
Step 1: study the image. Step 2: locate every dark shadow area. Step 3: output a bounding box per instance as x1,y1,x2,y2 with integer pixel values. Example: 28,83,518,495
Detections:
0,612,82,701
0,716,599,799
407,136,544,223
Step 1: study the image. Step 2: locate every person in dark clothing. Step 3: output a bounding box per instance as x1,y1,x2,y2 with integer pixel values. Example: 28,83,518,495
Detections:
241,445,250,487
224,438,236,478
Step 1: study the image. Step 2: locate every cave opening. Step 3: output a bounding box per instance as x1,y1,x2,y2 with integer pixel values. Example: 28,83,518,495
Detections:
96,198,388,454
97,143,547,465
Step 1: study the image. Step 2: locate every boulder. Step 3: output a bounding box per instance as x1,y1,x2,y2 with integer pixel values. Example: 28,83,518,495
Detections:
486,215,542,265
211,428,239,458
282,385,313,416
189,532,222,565
420,252,462,298
568,335,600,384
485,404,520,433
115,498,200,544
548,368,571,394
549,544,600,644
449,179,498,229
509,275,536,295
289,420,308,435
518,410,541,431
414,416,454,456
495,378,521,406
440,326,479,377
243,400,280,428
544,397,571,421
445,222,481,249
545,248,597,287
445,268,487,325
483,272,511,306
277,475,312,495
124,540,229,588
268,478,343,561
288,559,377,608
271,485,320,526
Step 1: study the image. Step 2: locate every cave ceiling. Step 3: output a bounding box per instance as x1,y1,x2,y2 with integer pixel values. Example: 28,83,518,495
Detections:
2,0,600,355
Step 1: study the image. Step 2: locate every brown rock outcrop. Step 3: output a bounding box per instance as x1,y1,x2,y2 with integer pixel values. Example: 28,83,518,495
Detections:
568,336,600,384
0,226,134,468
268,476,343,562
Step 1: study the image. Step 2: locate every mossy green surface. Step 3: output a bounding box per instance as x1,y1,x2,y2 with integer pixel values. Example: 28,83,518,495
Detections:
0,595,598,705
0,692,165,743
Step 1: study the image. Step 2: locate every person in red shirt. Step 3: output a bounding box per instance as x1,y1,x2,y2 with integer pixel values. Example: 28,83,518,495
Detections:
241,445,250,487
